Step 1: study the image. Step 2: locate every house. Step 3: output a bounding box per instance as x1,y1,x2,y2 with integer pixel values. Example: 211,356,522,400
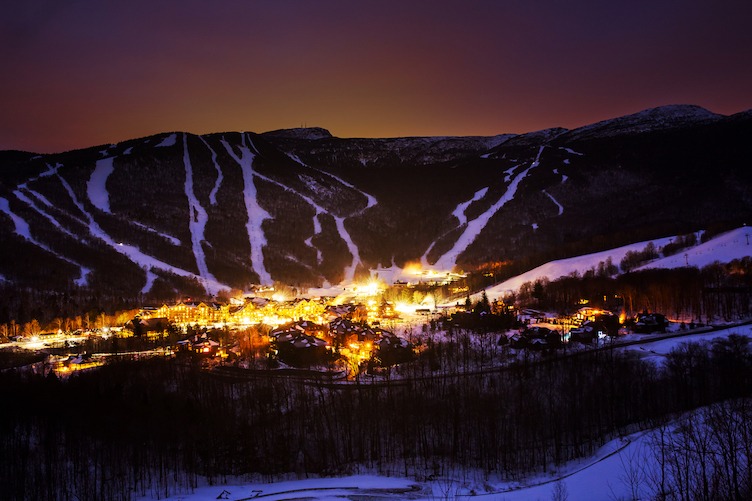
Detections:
569,320,609,344
634,312,668,333
372,332,414,366
270,332,331,367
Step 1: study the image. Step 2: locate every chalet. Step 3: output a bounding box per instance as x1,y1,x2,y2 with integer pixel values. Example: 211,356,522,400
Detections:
634,312,668,333
373,332,414,366
126,316,171,337
324,303,368,322
569,320,609,344
270,320,327,340
270,332,330,367
511,326,563,351
176,334,220,355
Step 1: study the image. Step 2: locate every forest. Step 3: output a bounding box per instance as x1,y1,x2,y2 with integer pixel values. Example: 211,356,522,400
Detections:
508,258,752,322
1,331,751,501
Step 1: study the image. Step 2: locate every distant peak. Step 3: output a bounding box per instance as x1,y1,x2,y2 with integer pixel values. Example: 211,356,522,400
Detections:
560,104,724,141
262,127,333,140
632,104,720,121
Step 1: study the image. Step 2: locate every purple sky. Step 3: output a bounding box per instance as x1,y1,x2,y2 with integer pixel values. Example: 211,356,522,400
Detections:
2,0,751,153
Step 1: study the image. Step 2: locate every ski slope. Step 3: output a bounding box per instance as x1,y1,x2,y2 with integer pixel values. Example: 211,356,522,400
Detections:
486,227,752,300
433,146,544,270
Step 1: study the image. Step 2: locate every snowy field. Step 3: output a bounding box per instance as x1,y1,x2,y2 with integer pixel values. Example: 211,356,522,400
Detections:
133,430,658,501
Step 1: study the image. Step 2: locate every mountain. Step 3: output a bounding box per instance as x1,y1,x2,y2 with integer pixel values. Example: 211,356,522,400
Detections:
1,105,751,297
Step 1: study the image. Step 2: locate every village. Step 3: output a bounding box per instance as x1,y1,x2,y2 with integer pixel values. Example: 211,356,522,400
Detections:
1,280,691,381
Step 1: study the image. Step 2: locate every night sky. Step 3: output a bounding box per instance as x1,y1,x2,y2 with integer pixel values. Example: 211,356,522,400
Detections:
2,0,751,153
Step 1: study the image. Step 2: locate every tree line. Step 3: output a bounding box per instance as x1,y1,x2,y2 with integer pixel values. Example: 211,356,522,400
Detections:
2,332,751,501
510,259,752,322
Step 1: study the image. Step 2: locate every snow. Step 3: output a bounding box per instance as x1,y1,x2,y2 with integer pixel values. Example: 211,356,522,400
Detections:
637,226,752,271
335,216,362,282
142,269,158,294
451,187,488,226
129,429,664,501
542,189,563,215
183,134,218,287
561,147,583,156
56,172,228,294
87,157,116,213
503,164,519,183
155,133,177,147
0,196,33,240
221,135,273,285
532,223,538,230
433,146,544,270
485,234,676,300
198,135,223,205
0,195,89,285
135,475,416,501
131,222,181,246
563,158,570,164
123,147,133,155
12,189,73,237
627,324,752,360
285,152,378,282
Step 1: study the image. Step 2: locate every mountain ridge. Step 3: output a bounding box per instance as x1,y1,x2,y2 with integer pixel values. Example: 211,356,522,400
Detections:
1,105,751,298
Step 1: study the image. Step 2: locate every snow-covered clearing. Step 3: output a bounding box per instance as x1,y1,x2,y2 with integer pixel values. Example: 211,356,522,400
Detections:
433,147,544,270
542,189,563,215
87,157,116,213
198,135,224,205
183,134,217,286
221,135,273,285
156,134,177,147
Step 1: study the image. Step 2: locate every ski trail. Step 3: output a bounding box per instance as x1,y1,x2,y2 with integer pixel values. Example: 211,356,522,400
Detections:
543,189,564,215
452,187,488,226
287,153,376,212
198,135,224,205
156,134,177,147
421,187,489,265
560,146,583,156
305,237,323,264
221,135,273,285
12,189,75,237
183,134,217,286
87,157,115,213
285,153,377,279
420,241,437,267
335,216,362,282
131,222,181,245
142,270,157,294
433,146,544,270
55,173,226,293
0,196,90,285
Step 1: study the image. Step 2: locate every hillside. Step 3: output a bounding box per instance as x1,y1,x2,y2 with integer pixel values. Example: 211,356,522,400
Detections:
1,105,751,297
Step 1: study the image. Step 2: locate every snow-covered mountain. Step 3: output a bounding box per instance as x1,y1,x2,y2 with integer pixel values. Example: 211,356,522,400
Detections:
1,105,751,297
